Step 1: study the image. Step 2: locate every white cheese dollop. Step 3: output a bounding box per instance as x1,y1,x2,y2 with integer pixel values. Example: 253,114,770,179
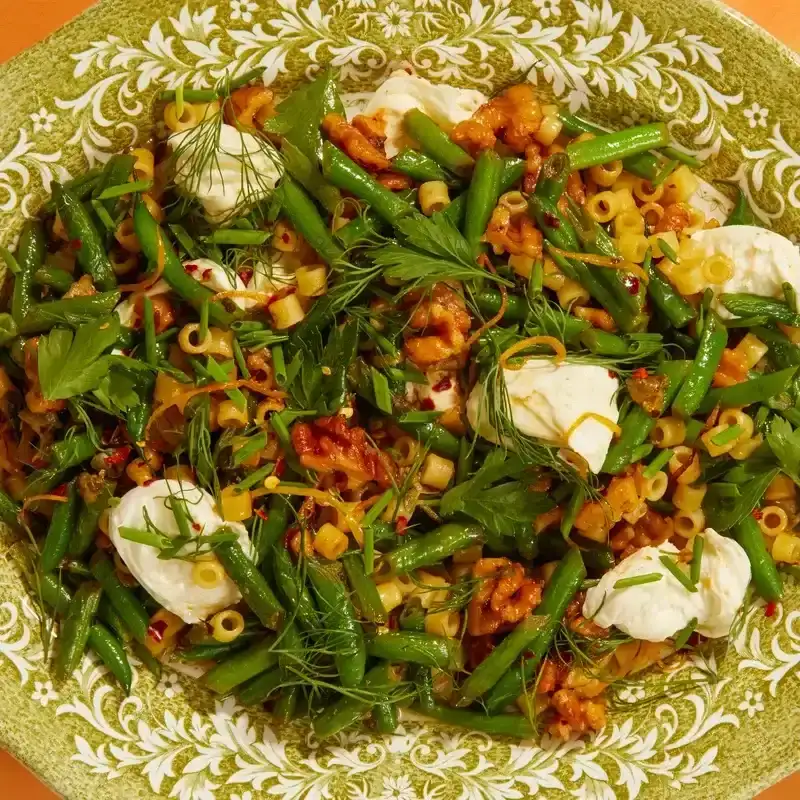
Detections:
690,226,800,317
109,480,251,624
114,279,171,329
583,528,750,642
406,370,461,414
466,359,619,474
170,123,282,222
353,70,487,158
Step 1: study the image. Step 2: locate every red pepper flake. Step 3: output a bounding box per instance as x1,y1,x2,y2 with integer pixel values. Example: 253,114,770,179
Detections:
386,614,399,630
184,263,198,273
104,445,132,467
256,507,269,521
68,238,83,251
395,516,408,535
752,509,763,521
544,212,560,229
52,483,68,497
274,457,286,478
420,397,435,411
192,522,201,531
265,294,279,307
30,457,48,469
608,370,616,380
238,267,253,287
147,619,168,643
623,274,640,295
631,367,649,380
202,268,213,281
431,375,452,392
765,601,777,618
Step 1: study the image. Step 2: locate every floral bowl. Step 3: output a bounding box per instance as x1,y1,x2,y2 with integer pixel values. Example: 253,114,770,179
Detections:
1,1,800,798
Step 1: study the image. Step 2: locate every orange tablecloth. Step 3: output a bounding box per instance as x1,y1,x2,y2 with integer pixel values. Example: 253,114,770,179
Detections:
0,0,797,797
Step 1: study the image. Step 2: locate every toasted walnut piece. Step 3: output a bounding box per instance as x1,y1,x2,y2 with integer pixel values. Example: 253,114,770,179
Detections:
322,113,391,172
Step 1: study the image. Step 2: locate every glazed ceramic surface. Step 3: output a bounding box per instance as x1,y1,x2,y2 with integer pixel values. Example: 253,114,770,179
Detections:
0,1,799,797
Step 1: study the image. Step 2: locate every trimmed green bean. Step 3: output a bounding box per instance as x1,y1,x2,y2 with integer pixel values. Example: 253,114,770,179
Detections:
273,686,299,723
52,433,96,470
88,623,133,693
11,220,45,325
672,313,728,418
719,293,800,327
404,109,474,176
372,700,399,734
90,552,150,644
55,581,102,680
366,631,462,671
473,289,526,323
415,703,535,738
536,152,570,204
566,124,669,171
698,367,798,413
204,636,279,694
485,548,586,713
215,538,285,630
278,176,344,265
463,149,504,257
392,148,460,185
238,666,283,706
644,253,696,328
396,420,461,460
270,543,320,632
731,516,782,602
253,494,292,566
133,199,233,328
725,188,756,226
18,291,121,335
322,142,415,225
753,326,800,370
34,265,73,294
384,522,484,575
97,595,127,642
70,481,115,557
37,571,72,616
40,480,79,573
52,183,116,290
342,553,387,624
307,559,366,688
94,154,136,214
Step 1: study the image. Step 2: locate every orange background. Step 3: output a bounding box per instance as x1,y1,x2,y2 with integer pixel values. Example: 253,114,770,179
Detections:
0,0,797,797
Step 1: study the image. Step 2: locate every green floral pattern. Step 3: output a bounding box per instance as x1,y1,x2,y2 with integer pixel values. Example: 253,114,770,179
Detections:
0,1,799,797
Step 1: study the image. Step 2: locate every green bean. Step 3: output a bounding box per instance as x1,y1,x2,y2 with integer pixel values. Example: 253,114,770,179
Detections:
238,666,283,706
724,188,756,226
273,686,300,723
158,67,265,101
177,637,261,662
133,199,233,327
52,183,116,290
485,548,586,713
88,623,133,693
698,367,798,413
384,522,484,575
215,538,285,630
278,176,344,265
253,494,292,566
312,662,400,739
52,433,96,470
335,212,382,249
204,636,279,694
396,420,461,460
307,559,366,688
731,516,782,602
55,581,102,680
70,481,115,557
753,326,800,370
472,289,527,323
536,152,570,204
603,360,691,473
644,252,696,328
456,437,474,485
322,142,415,225
25,466,68,497
42,168,103,212
18,291,121,335
34,265,73,294
463,149,504,257
536,531,612,576
37,571,72,616
40,480,79,573
367,631,462,671
392,148,460,185
566,124,669,171
94,154,136,214
719,293,800,327
580,330,630,356
342,553,387,624
90,552,150,644
404,109,475,176
97,595,127,642
270,544,320,632
372,700,399,734
672,312,728,418
11,220,45,325
415,703,535,738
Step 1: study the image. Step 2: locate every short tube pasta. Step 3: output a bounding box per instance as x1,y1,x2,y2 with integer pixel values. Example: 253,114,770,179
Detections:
672,483,707,513
672,508,706,539
758,506,789,536
419,181,451,215
210,610,246,643
651,417,686,448
179,323,212,354
420,453,455,491
424,609,461,638
217,400,249,429
585,191,621,224
192,559,227,589
589,161,623,188
313,523,349,560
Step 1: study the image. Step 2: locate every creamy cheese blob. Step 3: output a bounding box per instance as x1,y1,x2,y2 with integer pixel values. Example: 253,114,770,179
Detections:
466,359,619,474
406,370,461,414
114,279,171,328
583,528,750,641
170,123,282,221
109,480,251,624
353,71,487,158
690,226,800,317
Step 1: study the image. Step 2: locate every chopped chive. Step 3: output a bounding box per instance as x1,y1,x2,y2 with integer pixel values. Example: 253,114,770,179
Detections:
661,147,703,169
362,488,394,529
169,496,194,541
529,258,544,297
198,299,210,345
90,198,117,231
143,296,157,366
372,368,393,414
659,555,697,592
271,344,286,386
175,83,185,121
234,463,274,493
614,572,663,589
631,443,654,463
203,356,247,410
711,424,742,447
204,230,270,246
119,526,169,549
673,616,698,650
456,437,473,485
397,410,442,424
643,448,673,479
233,432,268,467
690,534,704,586
560,484,585,539
373,331,398,357
233,338,250,379
97,179,154,200
0,247,21,275
652,159,678,187
658,238,680,264
169,223,201,259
